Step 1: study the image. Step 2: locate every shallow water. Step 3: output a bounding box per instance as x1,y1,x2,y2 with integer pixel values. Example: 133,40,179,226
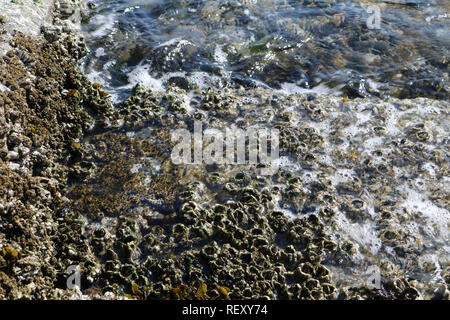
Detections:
76,0,450,298
81,0,449,101
69,86,449,298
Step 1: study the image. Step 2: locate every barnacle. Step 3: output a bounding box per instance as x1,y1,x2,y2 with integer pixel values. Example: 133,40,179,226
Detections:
195,283,208,299
0,247,19,270
66,89,79,97
1,247,19,261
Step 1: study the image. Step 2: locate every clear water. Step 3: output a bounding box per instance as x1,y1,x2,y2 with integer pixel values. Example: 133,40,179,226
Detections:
81,0,449,101
78,0,450,297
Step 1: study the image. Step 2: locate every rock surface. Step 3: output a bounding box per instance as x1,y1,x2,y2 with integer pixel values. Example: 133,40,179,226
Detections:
0,0,448,300
0,0,115,299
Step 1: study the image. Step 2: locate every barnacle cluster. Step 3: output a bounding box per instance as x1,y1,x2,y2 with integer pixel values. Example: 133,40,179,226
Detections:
0,0,448,300
61,83,449,300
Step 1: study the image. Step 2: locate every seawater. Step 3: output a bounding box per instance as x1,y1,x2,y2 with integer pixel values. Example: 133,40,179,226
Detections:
78,0,450,297
81,0,449,101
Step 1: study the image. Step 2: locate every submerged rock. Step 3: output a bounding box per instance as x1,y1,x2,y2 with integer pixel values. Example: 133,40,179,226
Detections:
0,0,448,300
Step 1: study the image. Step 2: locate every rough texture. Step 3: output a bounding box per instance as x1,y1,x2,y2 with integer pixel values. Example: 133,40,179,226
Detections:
61,85,448,300
0,0,116,299
0,1,448,300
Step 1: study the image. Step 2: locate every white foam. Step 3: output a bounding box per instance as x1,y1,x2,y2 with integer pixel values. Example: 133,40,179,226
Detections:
278,82,344,96
0,82,9,92
401,187,449,240
420,162,438,176
271,191,297,219
124,6,140,13
88,13,117,38
275,156,301,172
187,71,227,90
214,45,228,64
333,212,383,256
130,163,142,173
331,168,357,185
126,65,164,92
89,13,117,38
95,47,106,57
361,136,385,153
155,37,183,48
